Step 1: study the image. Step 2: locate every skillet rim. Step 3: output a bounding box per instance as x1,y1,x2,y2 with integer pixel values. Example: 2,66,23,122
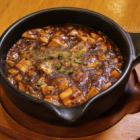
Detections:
0,7,134,110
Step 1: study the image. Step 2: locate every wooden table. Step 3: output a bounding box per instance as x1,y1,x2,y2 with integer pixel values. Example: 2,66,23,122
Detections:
0,0,140,35
0,0,140,139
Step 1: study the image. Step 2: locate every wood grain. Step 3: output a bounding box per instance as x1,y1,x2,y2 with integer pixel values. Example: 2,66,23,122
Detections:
0,0,140,35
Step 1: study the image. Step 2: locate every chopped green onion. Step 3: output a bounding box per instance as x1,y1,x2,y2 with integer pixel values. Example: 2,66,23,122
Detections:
66,69,74,75
58,68,66,73
58,53,64,59
76,52,83,58
55,63,62,70
23,76,29,82
74,58,82,64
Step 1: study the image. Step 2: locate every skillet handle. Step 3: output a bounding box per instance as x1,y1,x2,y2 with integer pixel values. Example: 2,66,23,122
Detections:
129,33,140,84
129,33,140,66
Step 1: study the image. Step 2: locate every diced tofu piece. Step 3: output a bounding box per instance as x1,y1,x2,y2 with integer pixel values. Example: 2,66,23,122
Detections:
48,38,67,48
72,71,84,82
16,59,31,73
53,77,69,91
28,86,36,94
80,45,88,54
88,61,100,68
40,62,53,74
97,37,104,42
99,55,106,61
28,86,42,99
88,37,96,44
59,88,73,100
63,94,85,107
18,82,26,92
6,60,15,67
8,69,18,75
54,31,61,36
81,36,88,42
60,86,85,107
27,69,37,77
78,30,85,36
41,85,54,95
69,29,79,36
110,69,121,79
15,74,22,81
96,69,103,76
91,33,99,39
87,87,99,99
80,35,95,44
22,29,49,43
37,77,48,86
31,92,43,99
71,42,87,53
117,63,123,69
39,36,49,43
22,29,41,39
71,43,88,60
102,82,112,90
107,44,112,50
113,58,119,63
41,85,48,95
8,77,16,85
22,29,50,43
45,95,61,106
99,44,108,52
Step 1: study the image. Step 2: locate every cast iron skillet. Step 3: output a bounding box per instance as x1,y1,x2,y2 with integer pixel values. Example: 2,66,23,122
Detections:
0,8,140,125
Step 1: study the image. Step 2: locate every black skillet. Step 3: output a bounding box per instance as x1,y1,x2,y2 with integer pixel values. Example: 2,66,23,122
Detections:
0,8,140,125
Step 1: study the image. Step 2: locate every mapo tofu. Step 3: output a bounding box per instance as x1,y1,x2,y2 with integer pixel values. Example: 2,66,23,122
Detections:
5,24,123,107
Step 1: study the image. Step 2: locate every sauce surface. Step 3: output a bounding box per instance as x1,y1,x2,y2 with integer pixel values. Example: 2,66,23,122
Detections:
5,24,123,107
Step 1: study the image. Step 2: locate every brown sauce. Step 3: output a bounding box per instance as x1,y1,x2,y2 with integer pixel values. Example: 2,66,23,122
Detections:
5,24,123,107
